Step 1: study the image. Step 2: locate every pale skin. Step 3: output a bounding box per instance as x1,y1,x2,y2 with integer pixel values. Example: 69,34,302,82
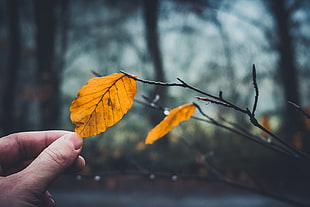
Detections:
0,131,85,207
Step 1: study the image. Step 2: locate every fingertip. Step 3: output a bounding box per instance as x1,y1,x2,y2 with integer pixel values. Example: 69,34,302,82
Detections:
63,133,83,151
22,133,83,187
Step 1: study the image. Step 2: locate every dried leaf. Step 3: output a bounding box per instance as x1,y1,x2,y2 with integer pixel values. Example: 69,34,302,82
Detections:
70,73,136,137
145,104,196,144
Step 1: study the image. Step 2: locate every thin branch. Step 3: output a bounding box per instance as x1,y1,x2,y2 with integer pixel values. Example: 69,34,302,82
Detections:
188,69,308,160
219,91,223,99
122,70,248,114
122,68,310,160
250,116,310,160
121,71,184,87
91,70,102,77
177,78,249,114
196,96,231,108
194,104,295,158
251,64,259,115
216,115,293,156
289,101,310,120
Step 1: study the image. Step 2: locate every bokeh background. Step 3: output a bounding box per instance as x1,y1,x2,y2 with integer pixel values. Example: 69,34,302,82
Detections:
1,0,310,206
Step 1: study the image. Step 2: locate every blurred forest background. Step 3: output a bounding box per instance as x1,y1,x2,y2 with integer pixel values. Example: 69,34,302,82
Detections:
1,0,310,205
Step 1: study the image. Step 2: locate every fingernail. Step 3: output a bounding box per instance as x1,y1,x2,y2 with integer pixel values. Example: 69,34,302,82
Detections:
45,191,56,207
50,197,56,207
47,191,56,207
63,133,82,150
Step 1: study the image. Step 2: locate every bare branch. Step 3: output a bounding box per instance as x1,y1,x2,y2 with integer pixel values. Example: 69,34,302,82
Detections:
194,104,295,158
196,96,231,108
219,91,223,99
289,101,310,120
251,64,259,115
91,70,102,77
176,78,249,114
122,68,310,160
121,71,184,87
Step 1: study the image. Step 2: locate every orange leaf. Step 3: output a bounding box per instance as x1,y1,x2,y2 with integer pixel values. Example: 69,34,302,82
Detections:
260,114,271,138
145,104,196,144
70,73,137,137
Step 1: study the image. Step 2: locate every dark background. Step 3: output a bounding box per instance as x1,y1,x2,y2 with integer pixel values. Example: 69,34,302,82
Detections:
1,0,310,206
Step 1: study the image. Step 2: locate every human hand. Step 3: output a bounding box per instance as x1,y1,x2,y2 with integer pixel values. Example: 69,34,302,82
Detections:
0,131,85,207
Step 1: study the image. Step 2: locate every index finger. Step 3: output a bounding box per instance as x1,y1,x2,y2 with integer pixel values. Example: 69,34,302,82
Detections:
0,130,74,165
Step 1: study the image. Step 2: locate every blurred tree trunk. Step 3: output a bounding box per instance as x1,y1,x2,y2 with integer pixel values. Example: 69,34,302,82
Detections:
268,0,306,146
34,0,60,130
57,0,70,71
1,0,21,135
143,0,167,125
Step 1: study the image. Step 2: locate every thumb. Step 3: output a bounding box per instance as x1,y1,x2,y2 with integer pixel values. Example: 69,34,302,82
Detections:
22,133,83,188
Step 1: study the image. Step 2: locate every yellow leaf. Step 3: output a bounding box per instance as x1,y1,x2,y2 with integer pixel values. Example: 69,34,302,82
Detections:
70,73,137,137
145,104,196,144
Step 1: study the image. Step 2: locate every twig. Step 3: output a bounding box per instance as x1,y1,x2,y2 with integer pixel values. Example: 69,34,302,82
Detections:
216,115,293,156
122,71,248,113
123,68,309,160
249,116,309,160
289,101,310,120
194,104,295,158
196,96,231,108
251,64,259,116
91,70,102,77
121,71,184,87
177,78,248,114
